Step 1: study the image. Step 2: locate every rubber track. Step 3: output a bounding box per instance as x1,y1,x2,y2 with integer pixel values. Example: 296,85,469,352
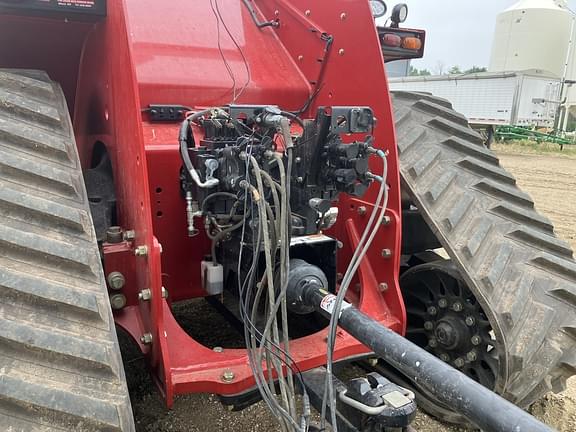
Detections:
393,91,576,407
0,70,134,431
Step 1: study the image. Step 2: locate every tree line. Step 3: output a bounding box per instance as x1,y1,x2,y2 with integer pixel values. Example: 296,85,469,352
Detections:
409,65,488,76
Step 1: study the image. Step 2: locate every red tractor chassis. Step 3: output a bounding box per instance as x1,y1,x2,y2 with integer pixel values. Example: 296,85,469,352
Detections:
0,0,405,406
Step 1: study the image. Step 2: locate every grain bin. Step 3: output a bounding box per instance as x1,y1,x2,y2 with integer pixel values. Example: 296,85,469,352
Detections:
489,0,572,78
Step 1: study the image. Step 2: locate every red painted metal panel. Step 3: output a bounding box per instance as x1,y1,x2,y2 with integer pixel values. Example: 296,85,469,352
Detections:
1,0,407,403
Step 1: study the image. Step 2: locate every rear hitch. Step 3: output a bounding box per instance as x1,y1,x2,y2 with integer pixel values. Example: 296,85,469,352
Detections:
301,368,417,432
289,280,555,432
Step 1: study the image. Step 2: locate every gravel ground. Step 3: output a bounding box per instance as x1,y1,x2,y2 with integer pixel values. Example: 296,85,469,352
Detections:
124,148,576,431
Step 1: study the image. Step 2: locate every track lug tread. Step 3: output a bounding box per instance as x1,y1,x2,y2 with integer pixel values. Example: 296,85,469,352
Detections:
458,157,517,185
462,218,492,259
393,90,576,409
442,137,499,164
473,179,534,208
397,125,426,155
428,117,484,145
0,147,78,196
491,202,554,234
0,87,61,128
0,70,133,431
0,373,123,431
413,99,469,126
425,171,456,204
407,147,440,178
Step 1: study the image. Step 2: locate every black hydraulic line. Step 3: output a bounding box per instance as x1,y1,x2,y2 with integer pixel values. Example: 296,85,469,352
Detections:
296,285,554,432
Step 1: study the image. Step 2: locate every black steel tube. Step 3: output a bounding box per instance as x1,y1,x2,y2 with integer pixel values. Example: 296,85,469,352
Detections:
302,288,554,432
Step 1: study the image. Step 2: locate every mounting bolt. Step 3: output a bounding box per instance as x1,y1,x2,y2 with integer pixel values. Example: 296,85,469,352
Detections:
110,293,127,310
428,338,438,348
427,306,438,316
295,157,302,163
424,321,434,331
107,271,126,290
213,346,224,353
378,283,388,292
454,357,465,368
465,316,476,327
340,12,347,20
106,226,123,243
338,48,345,56
298,55,304,62
471,335,482,346
381,249,392,258
452,302,463,312
161,286,169,299
296,176,304,183
381,215,391,226
439,354,450,362
336,241,344,249
140,333,153,345
138,288,152,301
222,370,235,382
134,245,148,257
467,350,478,362
123,230,136,241
305,9,311,16
367,357,378,367
438,298,448,308
357,206,367,216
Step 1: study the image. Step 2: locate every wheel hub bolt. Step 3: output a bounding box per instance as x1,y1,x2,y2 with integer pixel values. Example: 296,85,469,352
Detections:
427,306,438,316
438,299,448,308
424,321,434,331
471,335,482,346
428,338,438,348
465,316,475,327
439,354,450,362
454,357,465,368
467,350,478,362
452,302,463,312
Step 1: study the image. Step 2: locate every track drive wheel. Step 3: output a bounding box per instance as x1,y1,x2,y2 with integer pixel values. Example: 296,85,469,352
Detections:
392,91,576,422
0,70,134,431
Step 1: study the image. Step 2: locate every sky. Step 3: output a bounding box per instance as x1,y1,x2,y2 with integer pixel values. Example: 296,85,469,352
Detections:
379,0,576,73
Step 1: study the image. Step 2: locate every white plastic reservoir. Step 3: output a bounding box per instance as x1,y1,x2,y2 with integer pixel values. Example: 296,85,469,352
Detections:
489,0,572,77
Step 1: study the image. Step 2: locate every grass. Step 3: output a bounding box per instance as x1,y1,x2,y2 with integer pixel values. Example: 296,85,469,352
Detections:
492,140,576,157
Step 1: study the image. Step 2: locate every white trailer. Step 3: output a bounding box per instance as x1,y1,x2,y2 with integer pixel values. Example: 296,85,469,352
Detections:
388,69,561,129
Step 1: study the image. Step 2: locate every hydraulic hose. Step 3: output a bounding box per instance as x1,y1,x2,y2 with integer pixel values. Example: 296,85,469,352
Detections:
179,110,220,189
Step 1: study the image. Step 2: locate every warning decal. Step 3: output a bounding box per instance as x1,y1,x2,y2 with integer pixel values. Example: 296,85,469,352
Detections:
320,294,351,317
